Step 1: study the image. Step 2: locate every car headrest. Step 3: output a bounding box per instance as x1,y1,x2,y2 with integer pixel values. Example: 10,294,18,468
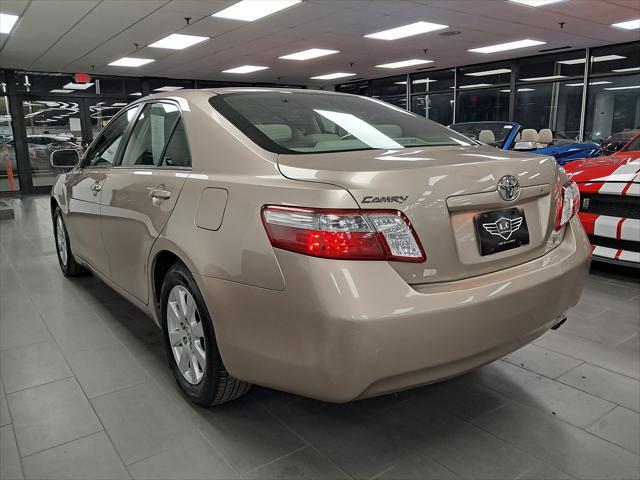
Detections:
520,128,539,143
374,124,402,138
478,129,496,144
538,128,553,145
256,124,293,143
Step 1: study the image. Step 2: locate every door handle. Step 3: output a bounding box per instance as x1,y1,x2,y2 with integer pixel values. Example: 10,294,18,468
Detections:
90,183,102,192
150,188,171,200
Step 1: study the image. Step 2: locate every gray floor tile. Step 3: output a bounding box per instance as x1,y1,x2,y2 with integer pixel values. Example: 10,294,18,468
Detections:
45,310,118,356
197,396,306,474
246,446,348,480
515,461,573,480
0,425,24,480
128,435,238,480
557,363,640,412
587,406,640,454
375,452,461,479
7,377,102,456
0,340,72,394
91,383,201,465
475,401,640,480
21,431,130,480
536,330,640,380
471,360,616,428
503,343,583,379
0,381,11,427
562,309,640,346
66,341,147,398
0,312,51,352
617,334,640,355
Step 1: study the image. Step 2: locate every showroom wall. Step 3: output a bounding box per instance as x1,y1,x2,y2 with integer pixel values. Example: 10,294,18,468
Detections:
337,41,640,142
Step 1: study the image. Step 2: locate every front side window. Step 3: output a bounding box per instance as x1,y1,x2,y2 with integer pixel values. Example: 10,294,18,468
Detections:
84,107,139,167
120,102,180,167
209,92,473,154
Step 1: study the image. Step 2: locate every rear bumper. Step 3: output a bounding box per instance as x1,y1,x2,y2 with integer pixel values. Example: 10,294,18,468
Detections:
196,217,591,402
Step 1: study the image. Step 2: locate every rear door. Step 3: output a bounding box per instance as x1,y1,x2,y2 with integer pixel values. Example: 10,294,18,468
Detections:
65,106,139,275
100,101,190,304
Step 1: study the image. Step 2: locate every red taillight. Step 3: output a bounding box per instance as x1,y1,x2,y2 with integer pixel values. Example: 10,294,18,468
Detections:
261,206,425,262
555,180,580,231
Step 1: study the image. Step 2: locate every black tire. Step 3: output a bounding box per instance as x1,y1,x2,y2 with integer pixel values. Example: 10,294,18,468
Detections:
160,262,250,406
53,207,89,277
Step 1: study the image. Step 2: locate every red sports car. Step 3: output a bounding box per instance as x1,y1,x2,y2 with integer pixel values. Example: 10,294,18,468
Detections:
564,133,640,267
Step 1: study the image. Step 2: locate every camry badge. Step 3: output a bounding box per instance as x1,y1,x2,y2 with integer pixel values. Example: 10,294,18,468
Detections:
497,175,520,202
483,217,524,241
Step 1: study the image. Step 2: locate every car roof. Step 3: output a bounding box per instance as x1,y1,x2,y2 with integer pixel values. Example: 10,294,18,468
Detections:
135,87,349,103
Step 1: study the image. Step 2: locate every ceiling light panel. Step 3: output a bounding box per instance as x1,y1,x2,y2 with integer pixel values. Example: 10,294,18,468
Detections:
212,0,301,22
520,75,567,81
50,89,73,93
376,59,433,69
365,21,448,40
612,67,640,73
310,73,357,80
153,86,185,92
611,19,640,30
604,85,640,91
458,83,493,89
465,68,512,76
559,55,626,65
564,81,612,87
63,82,95,90
279,48,339,60
222,65,269,74
469,39,546,54
0,13,19,34
149,33,208,50
109,57,155,67
508,0,566,6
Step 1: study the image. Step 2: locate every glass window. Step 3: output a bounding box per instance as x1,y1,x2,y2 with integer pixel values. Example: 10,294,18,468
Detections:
515,81,584,140
370,76,406,97
0,96,19,192
378,96,407,109
410,69,455,93
410,92,454,125
336,81,368,96
589,43,639,76
458,61,511,87
623,134,640,152
584,74,640,141
84,107,138,167
121,103,180,167
209,91,474,155
87,99,130,140
518,50,587,82
456,88,510,122
449,122,514,148
160,119,191,168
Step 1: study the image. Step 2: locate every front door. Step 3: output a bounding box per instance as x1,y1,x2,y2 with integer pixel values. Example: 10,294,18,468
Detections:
100,102,191,304
65,105,140,276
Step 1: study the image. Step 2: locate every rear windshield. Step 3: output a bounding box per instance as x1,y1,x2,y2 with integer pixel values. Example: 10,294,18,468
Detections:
209,92,474,154
623,135,640,152
449,123,514,148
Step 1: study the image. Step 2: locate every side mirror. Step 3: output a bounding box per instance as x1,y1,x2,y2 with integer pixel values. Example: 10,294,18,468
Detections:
513,141,537,151
50,149,80,168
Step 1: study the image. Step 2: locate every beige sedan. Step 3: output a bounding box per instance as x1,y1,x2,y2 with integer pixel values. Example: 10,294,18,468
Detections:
50,89,591,406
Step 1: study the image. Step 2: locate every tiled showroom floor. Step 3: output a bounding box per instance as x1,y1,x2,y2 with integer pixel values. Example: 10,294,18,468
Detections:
0,196,638,480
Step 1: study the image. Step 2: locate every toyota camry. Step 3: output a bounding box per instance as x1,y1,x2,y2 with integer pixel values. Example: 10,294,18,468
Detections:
50,89,591,406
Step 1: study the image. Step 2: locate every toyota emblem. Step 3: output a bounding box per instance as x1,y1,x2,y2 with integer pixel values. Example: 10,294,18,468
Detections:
497,175,520,202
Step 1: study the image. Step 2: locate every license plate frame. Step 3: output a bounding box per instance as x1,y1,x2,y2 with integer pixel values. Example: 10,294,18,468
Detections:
474,207,530,256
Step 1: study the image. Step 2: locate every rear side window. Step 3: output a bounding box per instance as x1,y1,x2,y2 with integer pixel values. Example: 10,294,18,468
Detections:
160,119,191,168
84,107,138,167
120,102,180,167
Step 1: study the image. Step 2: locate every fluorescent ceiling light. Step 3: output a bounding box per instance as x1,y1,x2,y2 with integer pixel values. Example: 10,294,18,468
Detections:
364,21,448,40
279,48,339,60
559,54,626,65
612,67,640,73
604,85,640,91
465,68,512,76
112,103,127,107
222,65,269,74
458,83,493,89
109,57,155,67
0,13,19,34
212,0,301,22
148,33,208,50
310,72,357,80
129,92,142,96
521,74,567,81
376,59,433,69
611,19,640,30
564,81,612,87
469,39,546,54
153,86,184,92
50,89,73,93
395,78,438,85
500,88,536,92
508,0,566,6
63,82,95,90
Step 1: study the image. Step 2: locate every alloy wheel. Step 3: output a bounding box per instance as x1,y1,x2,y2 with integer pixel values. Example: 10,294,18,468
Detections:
56,216,68,267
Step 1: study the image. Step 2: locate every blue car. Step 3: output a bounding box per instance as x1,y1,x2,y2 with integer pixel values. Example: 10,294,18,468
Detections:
449,121,601,165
